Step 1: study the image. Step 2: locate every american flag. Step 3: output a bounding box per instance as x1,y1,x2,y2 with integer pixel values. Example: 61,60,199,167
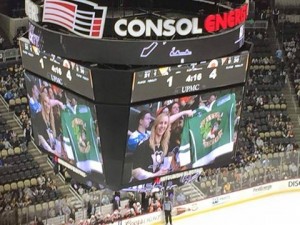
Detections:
42,0,107,39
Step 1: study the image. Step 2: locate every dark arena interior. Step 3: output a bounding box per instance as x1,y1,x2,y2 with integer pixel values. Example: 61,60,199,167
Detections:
0,0,300,224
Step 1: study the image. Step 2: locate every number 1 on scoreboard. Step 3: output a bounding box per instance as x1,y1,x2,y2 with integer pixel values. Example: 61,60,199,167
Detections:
39,58,44,69
167,76,173,87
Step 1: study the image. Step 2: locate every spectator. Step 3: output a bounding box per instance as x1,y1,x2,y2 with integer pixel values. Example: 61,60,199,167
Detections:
23,123,32,147
127,110,152,153
36,217,44,225
163,197,173,225
112,196,120,211
101,195,110,206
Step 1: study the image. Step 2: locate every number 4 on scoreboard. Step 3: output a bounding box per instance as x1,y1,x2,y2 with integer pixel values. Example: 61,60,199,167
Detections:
66,70,72,81
209,68,217,79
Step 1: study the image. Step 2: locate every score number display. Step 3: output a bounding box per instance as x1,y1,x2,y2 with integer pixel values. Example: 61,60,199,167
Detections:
19,37,94,100
131,51,249,102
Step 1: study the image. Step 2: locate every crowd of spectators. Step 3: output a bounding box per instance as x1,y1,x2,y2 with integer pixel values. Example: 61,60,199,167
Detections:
1,64,26,103
281,23,300,107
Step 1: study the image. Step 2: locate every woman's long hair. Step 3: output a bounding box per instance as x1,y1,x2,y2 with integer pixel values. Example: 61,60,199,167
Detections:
40,92,56,137
149,112,170,156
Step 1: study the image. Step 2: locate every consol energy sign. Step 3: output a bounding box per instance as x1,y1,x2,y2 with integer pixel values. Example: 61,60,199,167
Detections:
114,4,248,38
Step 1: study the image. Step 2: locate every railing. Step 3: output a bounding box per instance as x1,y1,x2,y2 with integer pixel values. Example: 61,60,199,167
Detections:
0,47,20,62
245,20,269,29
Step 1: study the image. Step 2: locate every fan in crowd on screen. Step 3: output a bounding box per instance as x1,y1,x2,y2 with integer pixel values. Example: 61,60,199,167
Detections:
28,84,41,117
127,110,152,153
131,112,171,180
35,92,64,156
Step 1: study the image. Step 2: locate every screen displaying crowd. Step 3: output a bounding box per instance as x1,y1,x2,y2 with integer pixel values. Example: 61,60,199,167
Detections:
123,86,244,183
24,71,103,175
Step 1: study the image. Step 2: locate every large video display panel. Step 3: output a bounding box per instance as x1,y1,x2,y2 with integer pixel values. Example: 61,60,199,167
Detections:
131,51,249,102
123,86,243,184
24,71,103,176
19,37,95,100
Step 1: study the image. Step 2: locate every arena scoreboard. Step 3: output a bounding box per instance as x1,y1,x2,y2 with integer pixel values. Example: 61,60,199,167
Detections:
19,37,94,100
131,51,249,102
22,0,251,189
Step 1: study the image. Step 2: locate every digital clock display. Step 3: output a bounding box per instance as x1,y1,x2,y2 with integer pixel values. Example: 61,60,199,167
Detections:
131,51,249,102
19,37,94,100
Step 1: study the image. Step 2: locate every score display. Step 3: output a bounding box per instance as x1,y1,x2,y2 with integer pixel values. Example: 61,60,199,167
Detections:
131,51,249,102
19,37,94,100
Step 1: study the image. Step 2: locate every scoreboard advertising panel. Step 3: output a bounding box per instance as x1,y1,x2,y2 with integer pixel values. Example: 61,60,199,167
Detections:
24,72,104,181
122,85,244,185
27,20,245,66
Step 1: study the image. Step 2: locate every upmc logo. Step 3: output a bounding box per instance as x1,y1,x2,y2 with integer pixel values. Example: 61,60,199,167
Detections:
288,180,300,187
114,3,248,38
42,0,107,39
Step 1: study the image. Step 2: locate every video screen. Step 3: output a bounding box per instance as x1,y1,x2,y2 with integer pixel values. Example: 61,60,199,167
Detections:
123,86,243,184
24,71,103,175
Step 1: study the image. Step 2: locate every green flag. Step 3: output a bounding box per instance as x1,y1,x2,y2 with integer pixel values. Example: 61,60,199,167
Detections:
61,105,103,173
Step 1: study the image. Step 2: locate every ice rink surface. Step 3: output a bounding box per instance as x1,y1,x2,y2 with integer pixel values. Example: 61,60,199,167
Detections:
174,191,300,225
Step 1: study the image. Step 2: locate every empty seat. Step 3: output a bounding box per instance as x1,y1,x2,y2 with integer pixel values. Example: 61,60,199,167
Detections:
42,202,49,217
7,148,14,156
1,149,8,158
28,205,36,221
14,147,21,155
15,97,21,105
9,99,15,109
24,179,31,187
11,182,18,191
17,180,24,189
4,183,11,192
30,178,37,186
21,96,28,104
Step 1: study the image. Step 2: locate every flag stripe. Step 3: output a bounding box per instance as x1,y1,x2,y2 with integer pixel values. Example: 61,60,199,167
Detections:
43,16,73,29
44,2,77,15
43,0,76,29
46,0,76,11
44,10,75,24
76,12,95,20
77,9,95,15
73,25,91,32
44,6,76,19
93,18,101,25
74,19,93,26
